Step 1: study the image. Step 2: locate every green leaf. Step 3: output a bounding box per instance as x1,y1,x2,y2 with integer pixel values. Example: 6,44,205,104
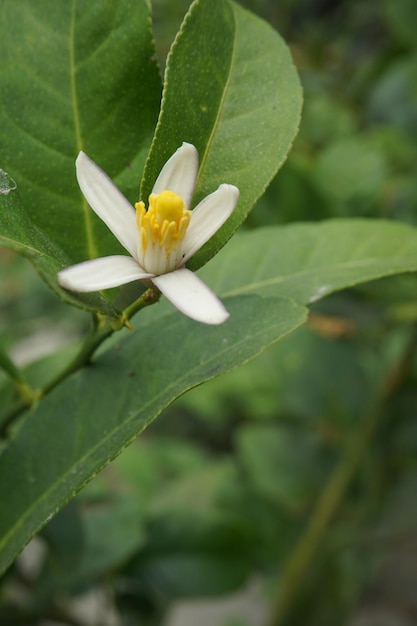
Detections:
0,169,118,317
38,496,145,594
369,55,417,141
141,0,302,269
0,0,161,264
0,295,306,575
382,0,417,48
40,501,85,573
199,219,417,305
313,137,388,216
126,510,251,598
236,424,324,511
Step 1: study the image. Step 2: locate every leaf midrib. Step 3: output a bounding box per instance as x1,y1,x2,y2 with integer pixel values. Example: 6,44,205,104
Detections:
194,0,237,192
70,0,97,259
221,257,417,299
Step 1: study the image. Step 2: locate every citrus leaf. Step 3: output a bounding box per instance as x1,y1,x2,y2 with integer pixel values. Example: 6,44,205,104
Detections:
200,219,417,304
0,0,161,264
0,295,306,575
141,0,302,269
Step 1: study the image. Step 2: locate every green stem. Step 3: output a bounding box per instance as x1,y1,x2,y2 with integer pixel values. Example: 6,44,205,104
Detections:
123,283,161,320
0,348,22,381
0,348,38,406
40,315,113,396
266,332,417,626
39,287,160,396
0,287,160,433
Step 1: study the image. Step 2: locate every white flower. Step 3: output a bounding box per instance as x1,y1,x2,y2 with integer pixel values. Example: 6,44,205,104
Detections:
57,143,239,324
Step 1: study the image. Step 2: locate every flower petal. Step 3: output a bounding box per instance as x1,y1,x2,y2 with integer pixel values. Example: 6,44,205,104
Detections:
152,143,199,210
152,267,229,325
76,152,138,258
58,256,152,292
182,184,239,262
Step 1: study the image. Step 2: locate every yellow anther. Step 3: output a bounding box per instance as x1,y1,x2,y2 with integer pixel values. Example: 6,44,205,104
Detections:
135,190,191,255
150,190,185,222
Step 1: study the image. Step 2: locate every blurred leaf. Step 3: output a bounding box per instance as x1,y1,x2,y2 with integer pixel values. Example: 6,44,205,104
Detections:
149,461,235,517
236,424,324,511
247,161,331,227
114,438,209,502
141,0,302,269
40,501,84,572
313,137,388,216
0,169,119,317
177,326,370,427
76,497,145,582
0,295,306,574
374,471,417,541
126,510,251,598
368,55,417,140
34,495,145,602
382,0,417,48
300,92,355,146
0,0,161,263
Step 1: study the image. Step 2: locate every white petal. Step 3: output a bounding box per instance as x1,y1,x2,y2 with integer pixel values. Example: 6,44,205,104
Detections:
182,184,239,262
76,152,138,258
58,256,152,292
152,268,229,325
152,143,198,210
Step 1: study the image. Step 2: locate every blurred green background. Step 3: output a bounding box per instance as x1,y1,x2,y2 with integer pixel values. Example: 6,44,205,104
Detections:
2,1,417,625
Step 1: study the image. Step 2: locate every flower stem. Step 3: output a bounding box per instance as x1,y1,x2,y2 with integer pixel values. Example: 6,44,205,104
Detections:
123,284,161,320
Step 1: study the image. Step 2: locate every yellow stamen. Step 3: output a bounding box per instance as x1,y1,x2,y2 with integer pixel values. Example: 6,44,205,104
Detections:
135,190,191,255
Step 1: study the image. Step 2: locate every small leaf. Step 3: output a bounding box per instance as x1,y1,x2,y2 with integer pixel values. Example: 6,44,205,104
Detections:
0,295,306,574
141,0,302,269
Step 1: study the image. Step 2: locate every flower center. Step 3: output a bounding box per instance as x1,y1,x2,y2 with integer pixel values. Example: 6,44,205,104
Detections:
135,190,192,274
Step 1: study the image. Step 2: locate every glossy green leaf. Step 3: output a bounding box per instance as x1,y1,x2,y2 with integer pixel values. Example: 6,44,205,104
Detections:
141,0,302,269
0,295,306,575
0,169,118,317
200,219,417,304
0,0,161,264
